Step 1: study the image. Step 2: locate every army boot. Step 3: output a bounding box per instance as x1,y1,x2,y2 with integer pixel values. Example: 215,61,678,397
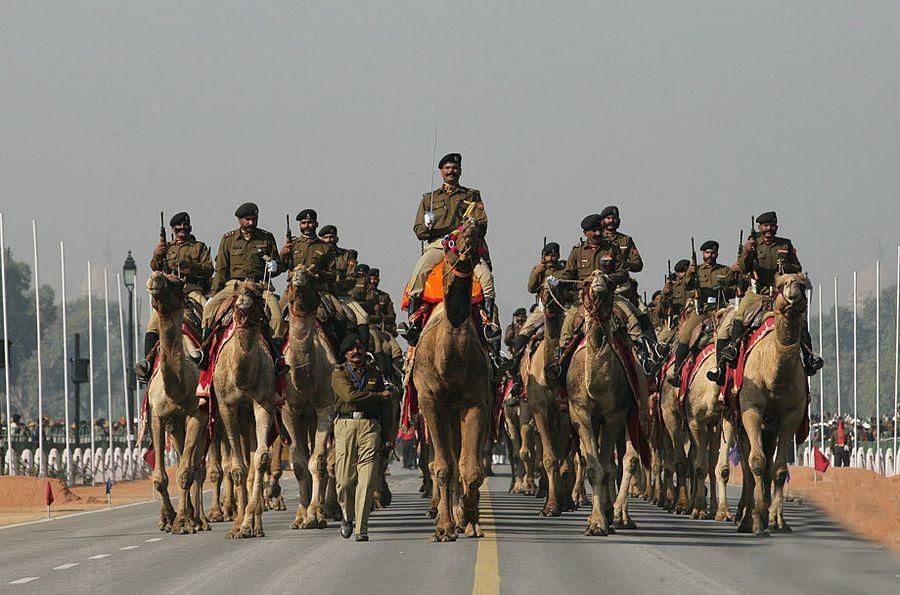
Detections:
706,319,743,386
668,342,690,387
262,327,289,376
134,331,160,383
399,297,423,345
800,328,824,376
510,333,530,394
635,338,658,376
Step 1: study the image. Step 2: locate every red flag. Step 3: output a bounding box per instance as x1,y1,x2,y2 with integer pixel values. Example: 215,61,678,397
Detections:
143,447,156,470
44,481,54,506
813,447,830,473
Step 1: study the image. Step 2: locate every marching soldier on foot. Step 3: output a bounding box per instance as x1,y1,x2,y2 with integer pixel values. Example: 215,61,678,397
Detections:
332,335,394,542
201,202,286,372
707,211,823,384
136,212,212,381
668,240,738,386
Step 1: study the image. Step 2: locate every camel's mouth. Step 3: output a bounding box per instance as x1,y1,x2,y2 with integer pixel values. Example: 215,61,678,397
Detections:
235,294,254,311
146,273,168,296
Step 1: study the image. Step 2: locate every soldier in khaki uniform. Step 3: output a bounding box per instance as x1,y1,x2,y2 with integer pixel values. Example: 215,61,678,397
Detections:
332,335,394,542
318,224,371,348
668,240,738,386
658,260,690,321
135,212,212,381
361,268,402,379
504,308,528,352
707,211,823,384
405,152,493,342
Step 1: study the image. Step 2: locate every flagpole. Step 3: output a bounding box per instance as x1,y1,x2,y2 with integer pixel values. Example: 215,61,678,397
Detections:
60,242,72,484
104,268,113,453
834,277,841,419
807,287,814,468
132,280,140,447
116,275,133,455
818,284,825,452
852,271,858,467
0,214,12,475
894,245,899,460
875,261,881,465
87,262,96,484
32,221,45,477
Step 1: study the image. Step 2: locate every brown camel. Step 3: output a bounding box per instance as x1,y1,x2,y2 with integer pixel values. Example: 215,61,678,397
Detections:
281,265,336,530
735,273,809,535
145,272,209,534
502,396,526,493
411,219,491,542
612,438,640,529
658,363,691,514
567,271,648,536
519,338,575,516
206,419,235,522
213,282,277,538
264,440,287,511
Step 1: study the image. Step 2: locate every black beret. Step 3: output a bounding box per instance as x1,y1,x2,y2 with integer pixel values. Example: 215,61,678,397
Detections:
296,209,318,222
339,334,363,355
234,202,259,218
580,214,602,230
651,290,662,301
674,259,690,273
600,206,620,218
542,242,560,255
756,211,777,224
438,152,462,168
700,240,719,252
169,212,190,227
513,307,527,317
367,268,380,277
356,263,370,274
318,224,337,237
529,303,539,313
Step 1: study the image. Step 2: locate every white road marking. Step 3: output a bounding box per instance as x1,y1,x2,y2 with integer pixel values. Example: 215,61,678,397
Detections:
9,577,39,584
119,545,140,550
53,563,79,570
88,554,111,559
145,537,163,542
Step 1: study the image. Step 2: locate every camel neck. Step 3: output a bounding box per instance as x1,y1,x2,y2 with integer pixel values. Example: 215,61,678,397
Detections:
288,311,318,368
156,307,189,400
443,265,473,328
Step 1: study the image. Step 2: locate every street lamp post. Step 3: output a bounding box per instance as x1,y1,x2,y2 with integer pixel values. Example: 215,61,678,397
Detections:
123,252,137,438
70,333,90,448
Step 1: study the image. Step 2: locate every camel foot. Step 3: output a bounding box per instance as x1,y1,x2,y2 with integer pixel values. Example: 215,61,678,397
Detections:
431,526,458,543
300,516,321,530
464,523,484,538
289,517,304,530
539,503,561,517
613,515,635,529
226,527,244,539
714,507,734,522
584,524,608,537
736,516,754,534
690,509,709,520
769,519,792,533
426,506,438,519
196,517,212,532
208,507,225,523
171,516,196,535
373,494,384,510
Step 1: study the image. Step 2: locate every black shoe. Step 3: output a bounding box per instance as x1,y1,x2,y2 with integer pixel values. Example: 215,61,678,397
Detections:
355,533,369,542
340,521,352,539
274,356,290,377
706,365,727,386
803,351,824,376
545,361,562,383
720,344,738,365
668,370,681,387
654,341,670,359
134,360,152,384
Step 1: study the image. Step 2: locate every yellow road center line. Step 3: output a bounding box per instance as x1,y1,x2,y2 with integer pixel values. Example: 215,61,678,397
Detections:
472,482,500,595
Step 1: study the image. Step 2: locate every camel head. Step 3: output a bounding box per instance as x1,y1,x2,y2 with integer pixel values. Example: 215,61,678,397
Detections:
443,218,486,276
233,281,267,327
583,270,614,321
773,272,808,318
287,264,320,314
146,271,185,317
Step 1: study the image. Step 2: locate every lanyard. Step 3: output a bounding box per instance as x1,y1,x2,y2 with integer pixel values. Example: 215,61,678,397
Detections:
344,363,367,391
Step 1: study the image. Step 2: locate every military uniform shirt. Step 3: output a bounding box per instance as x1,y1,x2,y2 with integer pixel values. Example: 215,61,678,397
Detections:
332,247,359,296
364,288,397,334
211,228,280,293
561,240,628,286
737,236,802,292
331,363,385,417
282,235,336,291
603,231,643,273
684,263,738,311
150,237,214,293
413,185,489,242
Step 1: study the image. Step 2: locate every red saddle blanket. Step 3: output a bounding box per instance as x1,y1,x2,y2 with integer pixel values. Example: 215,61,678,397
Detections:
724,317,810,443
197,322,286,401
678,343,717,408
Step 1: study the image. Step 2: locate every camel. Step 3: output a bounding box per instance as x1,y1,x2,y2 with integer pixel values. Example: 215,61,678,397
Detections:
735,273,809,535
206,419,235,522
411,218,492,542
657,364,691,514
502,395,526,493
264,440,287,511
566,271,648,536
612,438,640,529
144,272,209,534
213,282,277,538
280,264,336,529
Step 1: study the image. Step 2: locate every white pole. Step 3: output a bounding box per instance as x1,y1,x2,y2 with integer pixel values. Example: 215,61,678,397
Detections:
818,284,825,452
807,288,813,467
32,221,45,477
60,242,72,484
116,274,132,451
876,261,881,463
132,280,140,444
104,269,113,452
894,245,899,459
0,214,12,475
88,261,96,484
834,277,841,419
853,271,858,467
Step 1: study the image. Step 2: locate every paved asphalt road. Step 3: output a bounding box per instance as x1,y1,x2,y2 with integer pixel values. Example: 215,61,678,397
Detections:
1,465,898,594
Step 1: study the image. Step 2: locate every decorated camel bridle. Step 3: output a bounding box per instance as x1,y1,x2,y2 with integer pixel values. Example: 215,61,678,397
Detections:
149,272,187,317
232,283,268,330
442,219,485,280
582,271,615,323
287,265,320,318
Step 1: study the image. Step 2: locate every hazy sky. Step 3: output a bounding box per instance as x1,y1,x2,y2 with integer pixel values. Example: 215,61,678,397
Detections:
3,1,900,322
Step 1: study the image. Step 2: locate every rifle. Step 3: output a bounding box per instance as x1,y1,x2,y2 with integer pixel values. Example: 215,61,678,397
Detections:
747,216,759,292
285,214,292,243
159,212,166,242
690,237,700,313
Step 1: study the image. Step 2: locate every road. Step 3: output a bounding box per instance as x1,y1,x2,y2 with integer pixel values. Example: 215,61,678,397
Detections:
1,465,898,594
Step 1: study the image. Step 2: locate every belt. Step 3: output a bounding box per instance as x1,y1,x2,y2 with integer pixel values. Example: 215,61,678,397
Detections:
335,412,379,420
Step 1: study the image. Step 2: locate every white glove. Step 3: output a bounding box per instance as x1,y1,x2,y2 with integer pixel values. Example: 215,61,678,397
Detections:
424,211,436,229
266,260,279,274
547,275,560,288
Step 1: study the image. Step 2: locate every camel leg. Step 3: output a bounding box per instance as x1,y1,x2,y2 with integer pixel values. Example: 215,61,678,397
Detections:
686,419,711,520
221,435,236,521
599,416,626,530
219,405,248,539
284,408,312,529
613,441,639,529
737,409,767,536
241,401,273,538
532,407,561,517
172,411,206,534
150,415,176,532
572,450,587,508
504,409,524,493
207,434,225,522
569,404,609,536
420,398,456,542
714,417,735,522
519,419,537,496
305,411,332,529
768,416,800,533
194,446,211,531
459,401,486,538
706,421,722,518
266,438,286,511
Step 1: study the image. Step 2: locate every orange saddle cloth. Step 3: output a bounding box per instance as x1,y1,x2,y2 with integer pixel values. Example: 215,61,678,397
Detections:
402,262,483,309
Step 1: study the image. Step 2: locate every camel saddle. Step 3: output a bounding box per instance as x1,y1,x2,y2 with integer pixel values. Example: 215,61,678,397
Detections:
400,260,484,309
